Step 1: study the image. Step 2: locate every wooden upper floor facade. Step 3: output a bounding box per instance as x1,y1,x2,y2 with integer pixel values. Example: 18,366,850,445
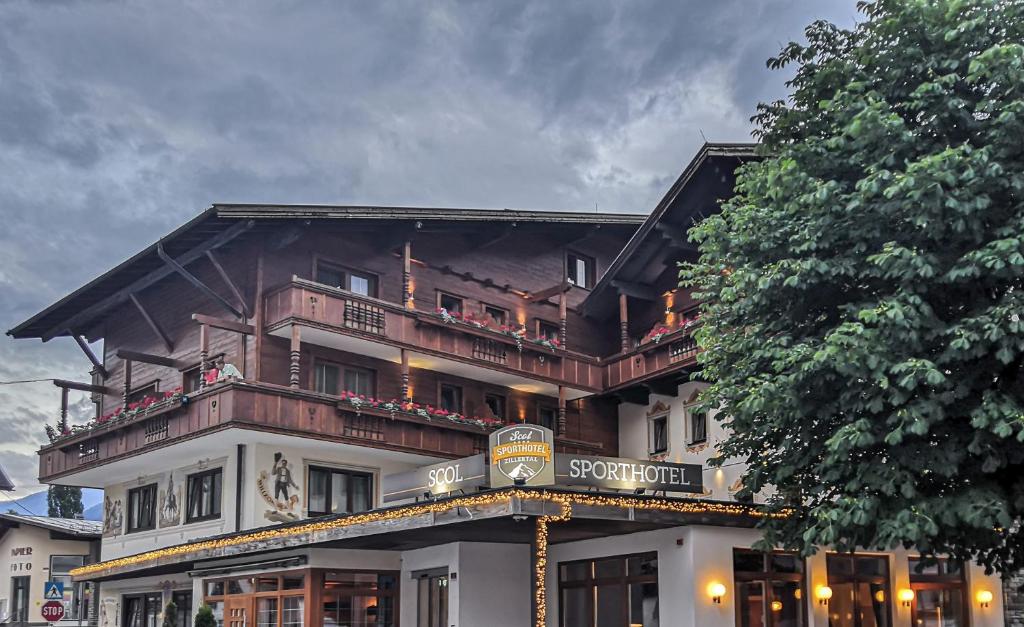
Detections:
9,143,758,485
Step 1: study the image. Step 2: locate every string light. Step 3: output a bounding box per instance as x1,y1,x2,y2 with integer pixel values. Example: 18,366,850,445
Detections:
72,488,782,625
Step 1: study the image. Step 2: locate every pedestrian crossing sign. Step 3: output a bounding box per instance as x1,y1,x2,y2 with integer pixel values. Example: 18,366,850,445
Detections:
44,581,64,601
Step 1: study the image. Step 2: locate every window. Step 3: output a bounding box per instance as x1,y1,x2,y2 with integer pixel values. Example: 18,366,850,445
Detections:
183,366,203,394
324,572,398,627
122,593,162,627
416,570,448,627
439,384,462,414
315,262,379,297
49,556,86,620
566,252,595,289
482,304,508,326
186,468,223,523
307,466,373,516
127,382,158,405
648,414,668,456
172,591,193,627
484,393,506,420
733,550,805,627
127,483,157,532
314,362,375,397
314,362,341,396
558,552,658,627
685,402,708,445
538,406,558,432
437,292,463,314
826,554,891,627
537,320,560,342
203,572,307,627
908,558,967,627
10,576,29,623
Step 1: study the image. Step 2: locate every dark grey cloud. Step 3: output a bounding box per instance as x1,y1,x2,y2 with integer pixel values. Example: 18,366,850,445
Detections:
0,0,857,495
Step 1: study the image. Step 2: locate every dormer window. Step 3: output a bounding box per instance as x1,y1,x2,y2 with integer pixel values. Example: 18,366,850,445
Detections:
566,252,595,289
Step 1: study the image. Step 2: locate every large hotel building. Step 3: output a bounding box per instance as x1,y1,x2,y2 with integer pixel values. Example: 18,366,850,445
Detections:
6,143,1009,627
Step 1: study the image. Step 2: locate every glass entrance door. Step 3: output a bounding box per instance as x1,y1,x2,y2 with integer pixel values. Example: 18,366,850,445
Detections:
10,576,29,624
416,574,447,627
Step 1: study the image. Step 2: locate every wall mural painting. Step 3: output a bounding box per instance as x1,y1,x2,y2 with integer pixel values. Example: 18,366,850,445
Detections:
159,473,182,528
102,495,123,538
258,452,301,522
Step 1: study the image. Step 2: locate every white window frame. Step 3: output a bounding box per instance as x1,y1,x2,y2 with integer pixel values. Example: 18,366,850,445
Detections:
647,413,669,456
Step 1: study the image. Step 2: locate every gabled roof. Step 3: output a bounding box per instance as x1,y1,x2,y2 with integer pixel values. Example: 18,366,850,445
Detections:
582,142,758,318
0,513,102,537
7,206,644,341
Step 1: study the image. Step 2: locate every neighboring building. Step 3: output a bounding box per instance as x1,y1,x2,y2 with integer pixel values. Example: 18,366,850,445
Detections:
0,514,100,626
6,142,1007,627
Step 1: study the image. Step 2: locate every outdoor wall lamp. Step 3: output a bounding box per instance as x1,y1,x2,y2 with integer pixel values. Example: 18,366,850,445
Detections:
707,582,726,604
815,585,833,606
898,588,915,608
976,589,993,608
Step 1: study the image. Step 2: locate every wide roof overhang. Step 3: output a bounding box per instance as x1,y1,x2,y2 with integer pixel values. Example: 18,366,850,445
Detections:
73,487,771,582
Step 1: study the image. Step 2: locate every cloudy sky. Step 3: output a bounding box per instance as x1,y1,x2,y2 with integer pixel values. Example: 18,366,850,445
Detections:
0,0,857,498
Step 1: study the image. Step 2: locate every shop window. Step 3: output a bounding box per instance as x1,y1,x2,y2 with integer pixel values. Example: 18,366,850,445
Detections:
558,552,658,627
482,304,508,326
122,593,162,627
49,556,86,620
484,393,506,420
437,292,463,314
186,468,223,523
204,572,306,627
307,466,373,516
733,549,805,627
415,570,448,627
566,251,595,289
648,414,668,456
826,554,891,627
315,262,379,298
538,406,558,432
908,557,967,627
537,320,560,342
439,384,463,414
127,483,157,533
324,572,398,627
172,591,193,627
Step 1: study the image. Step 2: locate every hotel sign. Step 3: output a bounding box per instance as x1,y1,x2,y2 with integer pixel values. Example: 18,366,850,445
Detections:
382,454,488,503
488,424,555,488
555,454,702,493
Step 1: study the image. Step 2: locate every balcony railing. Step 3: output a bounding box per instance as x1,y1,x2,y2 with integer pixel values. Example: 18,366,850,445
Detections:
605,327,700,391
264,278,604,392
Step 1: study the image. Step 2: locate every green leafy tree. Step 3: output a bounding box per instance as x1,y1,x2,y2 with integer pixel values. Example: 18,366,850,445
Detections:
44,420,83,519
194,605,216,627
682,0,1024,573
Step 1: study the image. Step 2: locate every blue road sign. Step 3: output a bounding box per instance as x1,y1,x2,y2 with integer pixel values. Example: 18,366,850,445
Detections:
44,581,64,601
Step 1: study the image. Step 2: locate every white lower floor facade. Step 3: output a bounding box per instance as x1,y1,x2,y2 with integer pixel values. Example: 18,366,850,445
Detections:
90,524,1006,627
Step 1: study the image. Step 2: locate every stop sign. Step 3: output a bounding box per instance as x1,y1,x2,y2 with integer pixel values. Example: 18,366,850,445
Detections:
41,600,65,622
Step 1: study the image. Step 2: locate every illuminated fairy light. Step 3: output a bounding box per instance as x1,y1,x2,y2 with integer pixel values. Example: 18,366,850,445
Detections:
73,489,783,625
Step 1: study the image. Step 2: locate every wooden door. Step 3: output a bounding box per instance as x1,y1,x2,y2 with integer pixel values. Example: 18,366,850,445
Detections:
225,597,252,627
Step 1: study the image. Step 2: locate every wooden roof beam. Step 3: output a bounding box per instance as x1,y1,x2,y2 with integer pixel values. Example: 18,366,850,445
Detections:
655,222,699,254
468,223,517,252
114,349,188,370
158,243,243,319
40,220,254,341
525,281,572,303
129,293,174,354
53,379,115,395
205,250,251,318
192,313,255,335
611,280,659,301
71,333,108,379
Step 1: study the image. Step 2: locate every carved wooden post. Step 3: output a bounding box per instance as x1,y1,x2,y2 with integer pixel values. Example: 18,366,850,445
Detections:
122,359,133,410
558,292,568,349
289,325,302,389
619,292,630,352
557,385,567,436
401,349,410,399
60,386,69,432
199,323,210,390
402,240,412,309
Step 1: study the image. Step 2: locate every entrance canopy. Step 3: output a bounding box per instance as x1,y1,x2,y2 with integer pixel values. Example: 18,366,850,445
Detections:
73,487,769,583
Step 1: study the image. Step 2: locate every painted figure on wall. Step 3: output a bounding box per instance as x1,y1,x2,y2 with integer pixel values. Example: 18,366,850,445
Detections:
159,473,181,527
102,496,123,537
258,452,301,522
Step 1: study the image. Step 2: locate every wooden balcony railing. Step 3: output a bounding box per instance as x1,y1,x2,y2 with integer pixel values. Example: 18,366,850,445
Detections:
605,327,700,391
264,278,604,392
38,380,608,484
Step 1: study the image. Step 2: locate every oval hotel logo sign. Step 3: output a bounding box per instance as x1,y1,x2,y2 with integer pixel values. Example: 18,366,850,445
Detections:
489,424,555,488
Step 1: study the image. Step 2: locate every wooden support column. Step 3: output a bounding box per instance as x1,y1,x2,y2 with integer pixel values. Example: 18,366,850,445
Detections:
402,240,412,309
254,246,265,381
198,323,210,390
558,292,568,349
289,325,302,389
557,386,567,436
400,349,410,399
59,386,69,432
619,292,630,352
122,359,133,410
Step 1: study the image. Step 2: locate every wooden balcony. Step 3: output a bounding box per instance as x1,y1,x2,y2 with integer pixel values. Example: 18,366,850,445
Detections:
39,380,608,485
605,328,699,392
263,278,604,397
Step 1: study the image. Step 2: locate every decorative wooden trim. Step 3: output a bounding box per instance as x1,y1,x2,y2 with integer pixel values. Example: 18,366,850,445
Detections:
646,400,671,417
